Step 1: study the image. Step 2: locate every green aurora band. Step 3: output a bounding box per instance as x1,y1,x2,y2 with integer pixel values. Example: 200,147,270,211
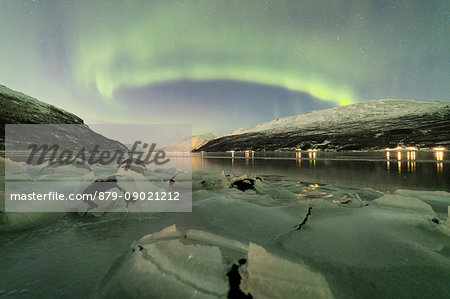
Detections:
69,0,447,106
1,0,449,108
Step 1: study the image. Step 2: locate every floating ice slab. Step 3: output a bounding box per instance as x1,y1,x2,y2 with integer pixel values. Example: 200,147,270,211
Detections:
240,243,334,299
97,225,335,298
447,206,450,228
40,159,92,176
3,157,26,175
97,225,230,298
0,212,63,232
192,171,230,190
394,189,450,215
373,194,437,217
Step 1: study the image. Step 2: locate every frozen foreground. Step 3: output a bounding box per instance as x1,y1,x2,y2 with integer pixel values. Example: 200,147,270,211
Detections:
1,158,450,298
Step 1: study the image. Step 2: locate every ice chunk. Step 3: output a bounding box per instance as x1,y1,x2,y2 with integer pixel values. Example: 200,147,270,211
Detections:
192,171,230,190
356,187,384,201
138,224,183,243
374,194,437,217
3,158,26,175
143,167,184,182
118,158,146,174
97,225,229,298
394,189,450,215
4,172,32,181
223,188,281,207
40,159,92,176
447,206,450,228
0,212,63,232
230,175,301,204
186,229,249,253
98,225,335,299
239,243,334,298
190,189,302,243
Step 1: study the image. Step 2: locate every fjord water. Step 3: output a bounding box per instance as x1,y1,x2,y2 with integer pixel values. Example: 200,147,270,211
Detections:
0,151,449,298
192,150,450,191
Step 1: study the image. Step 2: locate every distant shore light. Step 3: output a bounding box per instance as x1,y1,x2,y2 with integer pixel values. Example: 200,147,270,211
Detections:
385,146,418,151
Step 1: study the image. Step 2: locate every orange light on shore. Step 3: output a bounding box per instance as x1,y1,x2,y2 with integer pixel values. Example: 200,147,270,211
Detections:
433,147,446,151
385,146,418,151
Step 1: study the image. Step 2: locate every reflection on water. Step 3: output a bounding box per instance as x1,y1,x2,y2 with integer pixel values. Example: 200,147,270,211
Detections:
295,151,301,167
4,150,448,192
307,150,317,166
436,150,444,174
243,150,255,165
191,150,449,192
384,149,438,174
386,151,390,171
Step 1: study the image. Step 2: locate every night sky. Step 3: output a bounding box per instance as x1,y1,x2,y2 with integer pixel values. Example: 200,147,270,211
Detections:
1,0,448,134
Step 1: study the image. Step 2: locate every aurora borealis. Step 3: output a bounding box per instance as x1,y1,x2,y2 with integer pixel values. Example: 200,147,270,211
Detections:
0,0,449,134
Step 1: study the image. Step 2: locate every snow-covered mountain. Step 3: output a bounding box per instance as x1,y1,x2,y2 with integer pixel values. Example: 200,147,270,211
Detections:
163,133,215,152
196,99,450,151
1,84,127,152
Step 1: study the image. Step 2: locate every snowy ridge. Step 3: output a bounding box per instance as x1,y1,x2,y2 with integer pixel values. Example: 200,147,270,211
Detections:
197,99,450,151
230,99,449,135
1,84,127,151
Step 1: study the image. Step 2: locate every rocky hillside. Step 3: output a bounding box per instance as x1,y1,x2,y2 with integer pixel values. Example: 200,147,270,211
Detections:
0,84,127,153
196,99,450,152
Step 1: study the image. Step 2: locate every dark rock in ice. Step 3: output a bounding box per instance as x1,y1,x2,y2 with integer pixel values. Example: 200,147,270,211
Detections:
169,178,176,187
232,179,256,192
131,245,144,253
